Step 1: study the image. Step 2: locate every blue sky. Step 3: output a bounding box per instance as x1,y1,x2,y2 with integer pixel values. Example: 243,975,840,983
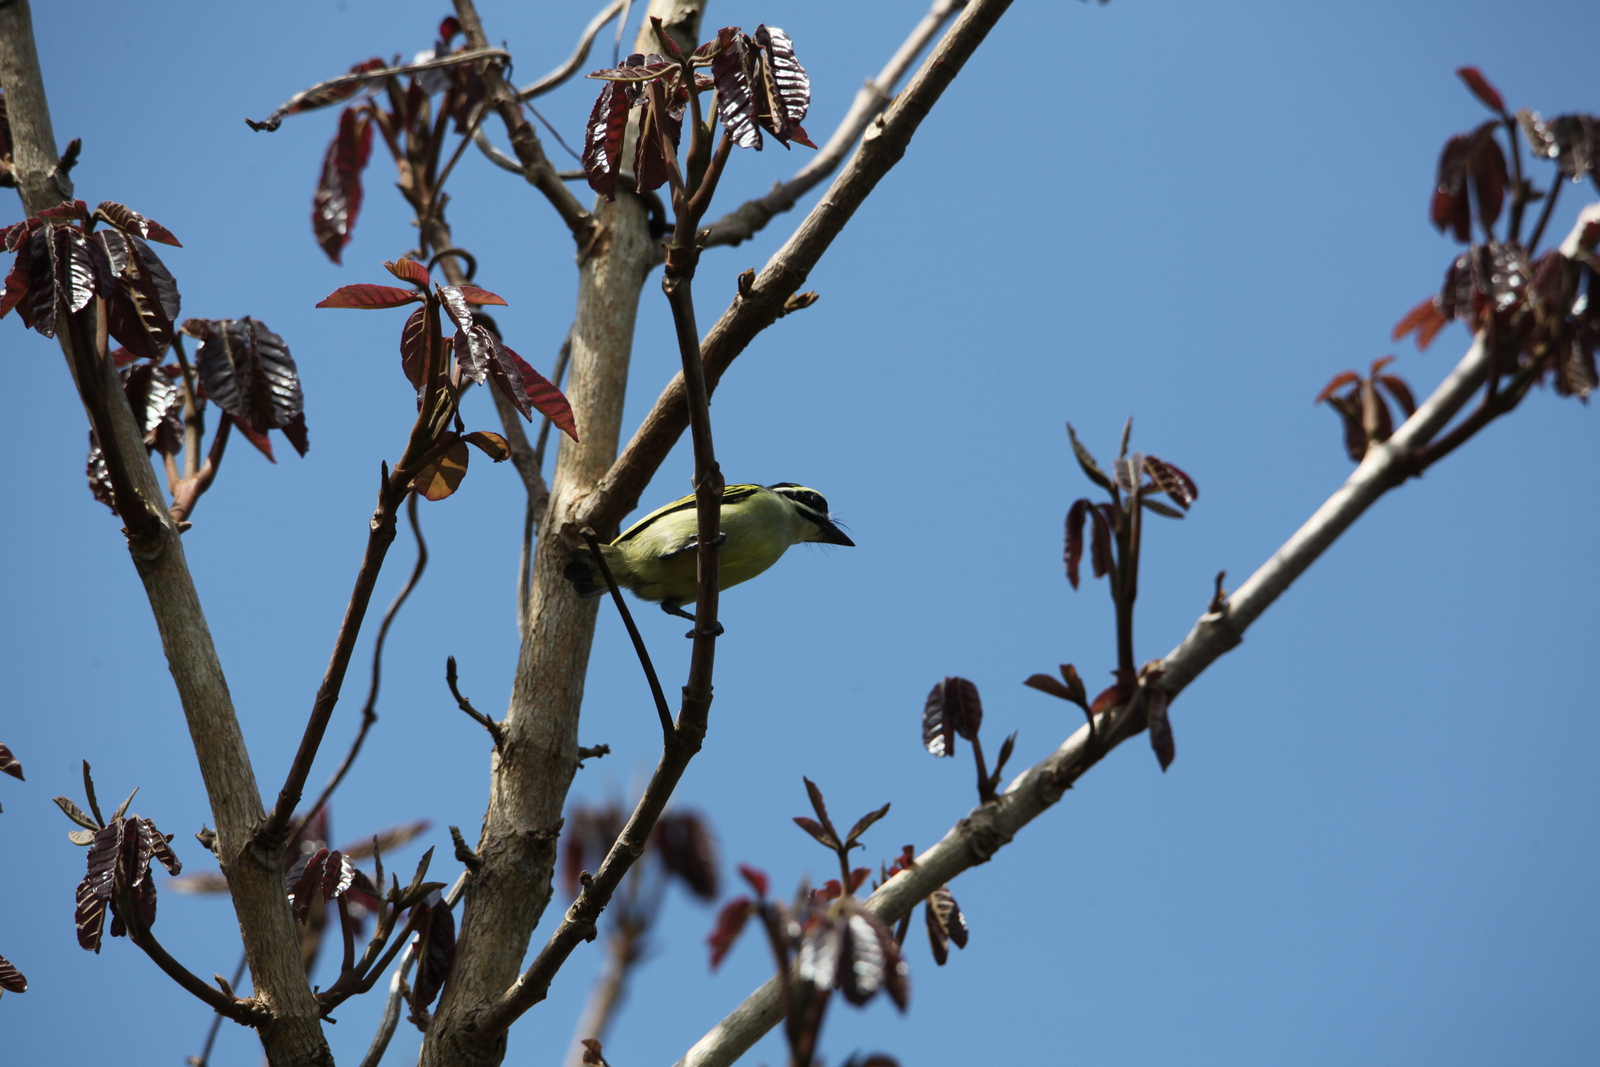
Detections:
2,1,1597,1065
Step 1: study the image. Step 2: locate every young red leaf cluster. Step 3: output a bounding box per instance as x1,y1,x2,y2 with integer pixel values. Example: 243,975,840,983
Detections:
706,863,909,1015
561,801,720,914
319,262,576,499
293,18,491,262
74,815,182,953
1389,72,1599,400
1315,356,1417,462
582,23,814,201
182,317,308,461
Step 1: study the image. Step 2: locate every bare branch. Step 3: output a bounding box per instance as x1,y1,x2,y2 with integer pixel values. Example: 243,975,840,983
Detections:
519,0,630,100
245,48,512,133
446,656,505,747
582,0,1018,533
452,0,597,247
293,491,429,840
700,0,966,249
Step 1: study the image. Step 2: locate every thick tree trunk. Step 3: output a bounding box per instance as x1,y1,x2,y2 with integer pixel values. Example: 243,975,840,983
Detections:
421,5,702,1057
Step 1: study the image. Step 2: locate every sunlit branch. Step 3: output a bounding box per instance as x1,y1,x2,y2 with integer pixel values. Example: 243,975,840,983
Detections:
245,49,512,133
700,0,966,249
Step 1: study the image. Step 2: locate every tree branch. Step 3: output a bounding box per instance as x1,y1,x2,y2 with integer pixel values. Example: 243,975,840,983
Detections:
451,0,597,248
420,6,700,1061
667,313,1533,1066
1,6,332,1063
699,0,966,250
581,0,1018,533
518,0,629,100
293,490,430,841
245,49,513,133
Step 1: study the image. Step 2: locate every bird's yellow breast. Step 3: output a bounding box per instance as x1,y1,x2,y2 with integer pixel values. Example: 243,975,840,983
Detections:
606,487,808,605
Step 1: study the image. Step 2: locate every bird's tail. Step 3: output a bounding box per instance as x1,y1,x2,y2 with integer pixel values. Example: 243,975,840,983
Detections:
563,546,610,599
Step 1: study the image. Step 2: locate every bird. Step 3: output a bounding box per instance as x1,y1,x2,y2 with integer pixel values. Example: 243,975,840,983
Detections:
563,482,854,635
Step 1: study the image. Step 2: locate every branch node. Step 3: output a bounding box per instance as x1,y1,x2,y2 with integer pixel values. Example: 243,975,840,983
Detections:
577,743,611,768
449,825,483,872
776,291,819,318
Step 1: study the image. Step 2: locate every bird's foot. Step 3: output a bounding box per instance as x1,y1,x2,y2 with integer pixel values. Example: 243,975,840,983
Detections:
684,622,725,640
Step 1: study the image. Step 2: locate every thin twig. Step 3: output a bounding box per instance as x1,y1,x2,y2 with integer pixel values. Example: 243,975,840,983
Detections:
582,531,673,739
186,951,248,1067
259,396,450,847
169,412,232,524
293,492,429,841
445,656,505,746
245,48,512,132
519,0,629,99
452,0,597,246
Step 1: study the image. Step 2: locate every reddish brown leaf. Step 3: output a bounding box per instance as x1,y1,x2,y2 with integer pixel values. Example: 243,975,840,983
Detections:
0,742,21,781
0,952,26,994
1315,371,1361,405
461,431,509,462
653,810,719,901
408,891,456,1012
753,25,812,148
1392,297,1449,350
1142,455,1198,509
315,283,421,309
400,303,443,390
738,863,769,898
312,106,374,264
455,285,506,306
708,896,753,969
185,317,307,455
1377,375,1417,418
76,820,123,952
383,258,430,288
845,803,890,847
502,345,578,440
923,676,977,756
924,884,968,966
282,58,386,118
1456,67,1506,113
582,81,632,201
93,201,181,246
1089,676,1133,716
1064,497,1088,588
711,29,762,149
99,230,181,362
36,199,88,220
413,438,470,501
286,848,330,924
794,816,840,850
1024,673,1075,701
1089,505,1115,580
836,902,909,1011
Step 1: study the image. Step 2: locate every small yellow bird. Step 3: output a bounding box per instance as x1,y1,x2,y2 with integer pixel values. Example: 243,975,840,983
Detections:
564,482,854,632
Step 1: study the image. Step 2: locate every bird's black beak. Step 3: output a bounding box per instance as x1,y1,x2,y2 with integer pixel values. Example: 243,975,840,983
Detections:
816,520,855,547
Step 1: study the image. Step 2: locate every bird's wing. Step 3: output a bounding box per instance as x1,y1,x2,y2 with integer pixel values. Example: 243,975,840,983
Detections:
612,484,764,544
